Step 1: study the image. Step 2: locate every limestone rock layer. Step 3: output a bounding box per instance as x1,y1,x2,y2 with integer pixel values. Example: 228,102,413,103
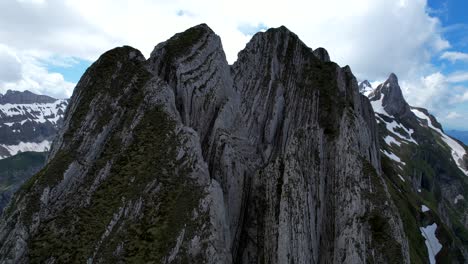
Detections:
0,24,409,264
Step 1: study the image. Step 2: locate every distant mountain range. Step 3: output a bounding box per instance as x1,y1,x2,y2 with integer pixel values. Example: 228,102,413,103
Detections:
0,90,68,159
0,90,67,213
446,130,468,145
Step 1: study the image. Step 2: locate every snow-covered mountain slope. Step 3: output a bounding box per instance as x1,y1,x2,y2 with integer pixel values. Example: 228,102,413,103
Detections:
410,108,468,176
446,130,468,145
0,90,68,159
365,74,468,263
358,80,374,96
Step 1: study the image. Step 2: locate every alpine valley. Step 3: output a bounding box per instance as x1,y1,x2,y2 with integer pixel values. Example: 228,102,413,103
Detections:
0,90,67,214
0,24,467,264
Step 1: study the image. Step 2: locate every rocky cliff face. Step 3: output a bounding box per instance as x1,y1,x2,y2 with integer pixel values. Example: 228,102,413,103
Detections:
0,90,68,159
0,24,410,263
366,73,468,263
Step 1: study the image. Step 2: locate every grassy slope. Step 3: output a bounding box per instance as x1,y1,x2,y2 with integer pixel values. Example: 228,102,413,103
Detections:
378,116,468,263
0,151,47,213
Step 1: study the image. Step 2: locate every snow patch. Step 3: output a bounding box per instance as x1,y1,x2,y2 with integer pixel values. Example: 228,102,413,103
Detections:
360,82,373,96
0,100,67,125
421,205,430,212
411,108,468,176
398,175,405,182
382,149,405,165
0,140,51,158
380,117,418,144
420,223,442,264
370,94,417,145
370,94,389,116
384,135,401,146
454,194,464,204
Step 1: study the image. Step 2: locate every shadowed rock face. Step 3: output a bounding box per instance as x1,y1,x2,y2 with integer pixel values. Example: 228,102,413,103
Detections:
368,73,413,118
313,47,330,62
0,24,410,263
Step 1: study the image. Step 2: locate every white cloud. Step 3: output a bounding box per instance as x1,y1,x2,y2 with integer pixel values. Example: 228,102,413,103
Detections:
446,71,468,83
401,72,450,111
0,0,460,119
440,51,468,63
0,0,116,60
63,0,449,82
0,45,22,83
446,111,461,119
396,70,468,130
454,90,468,103
0,47,75,99
0,0,449,72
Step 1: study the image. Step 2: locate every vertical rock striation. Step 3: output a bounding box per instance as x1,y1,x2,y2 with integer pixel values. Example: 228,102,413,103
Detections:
0,24,410,263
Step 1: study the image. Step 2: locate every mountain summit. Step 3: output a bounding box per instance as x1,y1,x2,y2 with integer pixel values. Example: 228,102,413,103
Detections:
368,73,413,118
1,24,467,263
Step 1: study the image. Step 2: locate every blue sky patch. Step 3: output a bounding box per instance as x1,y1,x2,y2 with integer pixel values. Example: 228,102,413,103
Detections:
428,0,468,58
46,58,92,83
237,23,268,36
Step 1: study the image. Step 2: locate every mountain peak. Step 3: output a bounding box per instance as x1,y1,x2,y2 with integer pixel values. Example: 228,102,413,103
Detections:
149,23,216,61
359,80,373,96
388,72,398,83
250,25,300,45
313,47,330,62
266,25,292,34
147,23,225,88
369,73,411,118
381,73,403,96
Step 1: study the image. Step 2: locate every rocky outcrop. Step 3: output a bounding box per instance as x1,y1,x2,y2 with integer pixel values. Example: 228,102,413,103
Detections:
313,47,330,62
368,73,413,118
0,24,410,263
358,80,373,95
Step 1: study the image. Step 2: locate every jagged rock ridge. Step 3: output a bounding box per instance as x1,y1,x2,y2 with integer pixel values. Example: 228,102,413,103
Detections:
0,90,57,104
0,24,409,263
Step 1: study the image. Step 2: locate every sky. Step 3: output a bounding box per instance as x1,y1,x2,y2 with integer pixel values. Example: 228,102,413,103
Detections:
0,0,467,130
